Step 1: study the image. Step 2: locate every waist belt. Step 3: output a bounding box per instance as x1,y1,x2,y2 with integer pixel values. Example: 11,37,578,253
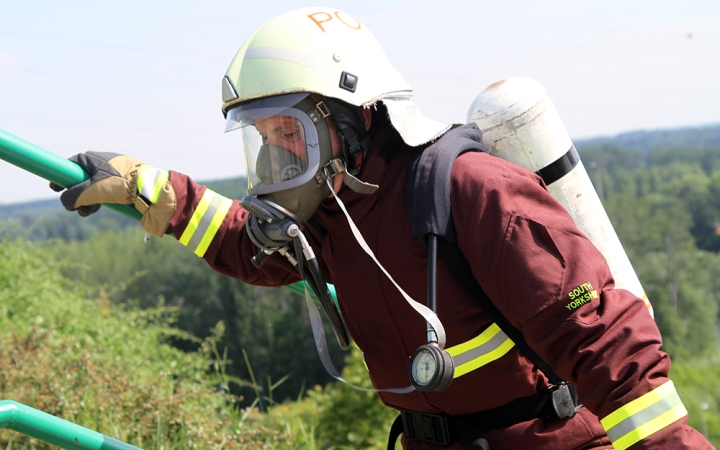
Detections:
387,383,581,450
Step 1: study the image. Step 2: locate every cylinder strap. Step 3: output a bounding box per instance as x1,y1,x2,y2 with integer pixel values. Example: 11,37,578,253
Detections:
535,144,580,186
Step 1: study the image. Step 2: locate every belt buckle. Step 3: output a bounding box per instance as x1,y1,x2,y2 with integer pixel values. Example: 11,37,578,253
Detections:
550,383,579,419
400,409,451,445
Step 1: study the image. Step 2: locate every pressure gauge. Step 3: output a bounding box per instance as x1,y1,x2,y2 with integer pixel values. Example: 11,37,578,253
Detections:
408,343,454,392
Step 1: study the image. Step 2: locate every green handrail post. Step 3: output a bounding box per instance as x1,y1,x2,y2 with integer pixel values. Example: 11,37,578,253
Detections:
0,400,141,450
0,128,334,304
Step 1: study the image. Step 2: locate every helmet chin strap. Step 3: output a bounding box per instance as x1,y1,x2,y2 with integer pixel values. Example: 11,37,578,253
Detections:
323,98,372,176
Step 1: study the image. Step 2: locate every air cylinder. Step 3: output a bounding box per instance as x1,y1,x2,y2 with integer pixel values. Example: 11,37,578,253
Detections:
467,77,653,317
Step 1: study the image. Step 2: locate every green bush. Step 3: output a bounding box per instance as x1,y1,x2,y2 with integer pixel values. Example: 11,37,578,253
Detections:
0,239,289,449
260,346,399,449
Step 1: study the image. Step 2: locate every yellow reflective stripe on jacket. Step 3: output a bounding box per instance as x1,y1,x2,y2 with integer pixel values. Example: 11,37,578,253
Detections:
446,323,515,378
136,167,169,204
601,380,688,450
179,189,233,257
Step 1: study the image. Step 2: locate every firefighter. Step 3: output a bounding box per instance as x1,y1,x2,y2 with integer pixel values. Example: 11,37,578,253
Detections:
52,7,714,450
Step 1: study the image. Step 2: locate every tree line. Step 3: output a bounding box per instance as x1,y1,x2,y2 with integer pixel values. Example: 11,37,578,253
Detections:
1,131,720,445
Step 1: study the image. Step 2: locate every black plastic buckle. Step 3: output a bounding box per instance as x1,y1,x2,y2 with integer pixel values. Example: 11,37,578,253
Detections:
400,409,451,445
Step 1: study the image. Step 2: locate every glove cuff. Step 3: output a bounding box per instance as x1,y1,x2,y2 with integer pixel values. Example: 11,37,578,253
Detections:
135,166,177,236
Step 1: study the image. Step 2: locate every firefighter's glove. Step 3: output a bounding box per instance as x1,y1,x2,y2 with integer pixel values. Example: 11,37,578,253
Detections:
50,151,176,237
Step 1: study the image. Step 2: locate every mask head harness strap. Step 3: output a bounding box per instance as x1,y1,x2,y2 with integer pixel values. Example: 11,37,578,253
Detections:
322,97,372,176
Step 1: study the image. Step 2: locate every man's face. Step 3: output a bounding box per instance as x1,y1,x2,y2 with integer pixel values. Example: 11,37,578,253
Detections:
254,116,307,160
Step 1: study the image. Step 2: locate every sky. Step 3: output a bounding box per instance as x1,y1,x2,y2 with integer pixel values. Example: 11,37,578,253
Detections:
1,0,719,204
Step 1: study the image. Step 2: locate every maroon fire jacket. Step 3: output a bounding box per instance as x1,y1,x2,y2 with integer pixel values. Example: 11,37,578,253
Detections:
166,124,712,449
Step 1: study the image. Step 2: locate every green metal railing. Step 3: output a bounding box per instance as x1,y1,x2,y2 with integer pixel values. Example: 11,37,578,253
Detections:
0,129,142,221
0,400,140,449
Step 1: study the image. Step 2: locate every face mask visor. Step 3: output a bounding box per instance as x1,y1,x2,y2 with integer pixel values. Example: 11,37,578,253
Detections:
225,93,321,196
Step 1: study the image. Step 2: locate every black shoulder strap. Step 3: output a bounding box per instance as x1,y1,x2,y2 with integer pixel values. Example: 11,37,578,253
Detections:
407,123,491,244
406,123,566,385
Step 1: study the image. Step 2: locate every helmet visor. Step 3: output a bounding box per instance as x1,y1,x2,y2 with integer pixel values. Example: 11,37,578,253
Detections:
225,93,320,195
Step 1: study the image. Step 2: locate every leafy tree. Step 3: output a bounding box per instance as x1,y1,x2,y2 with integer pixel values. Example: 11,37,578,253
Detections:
638,249,720,359
579,144,644,178
672,356,720,447
590,152,720,360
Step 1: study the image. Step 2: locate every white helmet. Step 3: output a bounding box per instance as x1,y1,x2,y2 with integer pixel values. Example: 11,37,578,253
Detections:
222,7,449,147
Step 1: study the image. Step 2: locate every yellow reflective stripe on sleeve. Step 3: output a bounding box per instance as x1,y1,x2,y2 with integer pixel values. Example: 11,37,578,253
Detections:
445,323,515,378
179,190,213,246
601,380,688,450
179,189,233,257
194,197,233,257
136,167,169,203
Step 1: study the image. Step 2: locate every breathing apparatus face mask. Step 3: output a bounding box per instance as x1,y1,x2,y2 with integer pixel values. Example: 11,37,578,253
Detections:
225,93,336,248
226,93,321,196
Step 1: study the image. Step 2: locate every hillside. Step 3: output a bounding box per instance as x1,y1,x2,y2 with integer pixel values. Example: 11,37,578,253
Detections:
0,176,247,241
575,123,720,153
